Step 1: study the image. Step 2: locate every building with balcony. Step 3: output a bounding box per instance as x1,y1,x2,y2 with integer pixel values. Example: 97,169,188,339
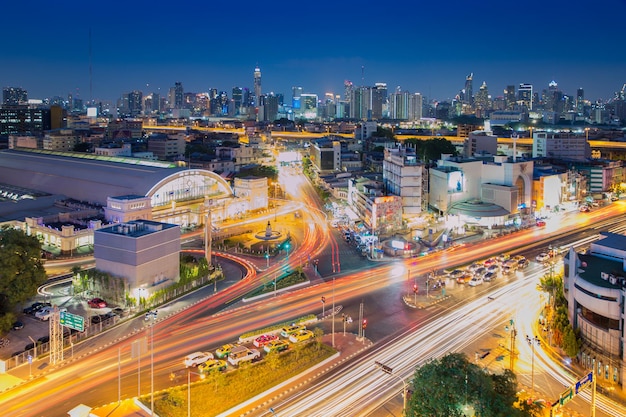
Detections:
564,232,626,392
382,146,426,217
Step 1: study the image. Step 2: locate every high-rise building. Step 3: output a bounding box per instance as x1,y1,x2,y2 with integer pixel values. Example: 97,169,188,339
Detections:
3,87,28,105
264,93,279,122
232,87,243,115
344,80,353,103
504,85,516,110
371,83,387,120
300,94,318,119
409,93,423,121
292,86,303,111
254,66,262,107
474,81,490,117
576,88,585,113
169,82,184,110
389,88,409,120
518,83,533,110
464,73,474,105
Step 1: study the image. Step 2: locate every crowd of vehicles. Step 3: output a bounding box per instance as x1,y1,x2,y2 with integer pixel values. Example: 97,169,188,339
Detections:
448,254,530,286
182,324,315,374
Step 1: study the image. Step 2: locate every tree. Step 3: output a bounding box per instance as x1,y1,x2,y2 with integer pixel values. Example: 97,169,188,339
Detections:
406,353,533,417
0,227,47,308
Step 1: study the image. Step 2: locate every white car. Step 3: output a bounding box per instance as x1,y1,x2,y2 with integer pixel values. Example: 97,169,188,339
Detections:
35,307,67,321
468,276,483,287
536,253,550,263
183,351,214,367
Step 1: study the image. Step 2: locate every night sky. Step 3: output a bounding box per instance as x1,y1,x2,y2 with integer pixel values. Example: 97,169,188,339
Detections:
3,0,625,104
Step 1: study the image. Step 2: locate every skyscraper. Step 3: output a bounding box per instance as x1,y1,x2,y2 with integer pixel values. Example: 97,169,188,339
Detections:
576,88,585,113
3,87,27,105
371,83,387,120
169,82,184,110
504,85,516,110
464,73,474,105
254,66,262,107
518,83,533,110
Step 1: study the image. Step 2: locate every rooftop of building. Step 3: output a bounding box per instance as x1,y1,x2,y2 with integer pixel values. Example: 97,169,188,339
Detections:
110,195,150,201
97,220,178,238
578,253,624,289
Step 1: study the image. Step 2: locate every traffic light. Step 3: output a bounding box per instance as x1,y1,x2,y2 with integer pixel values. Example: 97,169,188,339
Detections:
362,318,367,329
321,296,326,304
413,284,418,294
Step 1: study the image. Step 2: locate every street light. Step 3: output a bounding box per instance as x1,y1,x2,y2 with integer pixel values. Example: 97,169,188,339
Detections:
145,310,158,416
374,361,408,415
526,334,540,394
188,369,205,417
321,296,326,318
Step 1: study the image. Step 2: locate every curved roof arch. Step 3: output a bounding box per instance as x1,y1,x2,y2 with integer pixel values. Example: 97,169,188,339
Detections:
144,169,234,208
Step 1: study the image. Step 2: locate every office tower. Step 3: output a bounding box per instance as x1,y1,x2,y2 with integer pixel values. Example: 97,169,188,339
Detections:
545,80,563,113
127,91,143,117
300,94,318,119
518,83,533,110
232,87,243,115
371,83,387,120
576,88,584,113
389,88,409,120
254,66,261,107
504,85,516,109
292,86,303,111
409,93,423,121
349,86,371,120
151,92,161,113
3,87,27,105
463,73,473,105
264,93,279,122
344,80,353,103
169,82,184,109
474,81,490,117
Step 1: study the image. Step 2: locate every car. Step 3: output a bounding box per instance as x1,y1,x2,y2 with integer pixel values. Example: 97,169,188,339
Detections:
12,321,24,330
483,258,497,267
483,272,497,282
37,335,50,344
215,344,237,359
23,302,50,315
579,204,590,212
448,269,465,279
35,307,66,321
517,259,530,269
112,307,127,317
253,334,279,348
536,220,546,227
536,252,550,263
473,267,487,277
90,314,107,324
513,255,526,263
468,276,483,286
289,329,315,343
496,254,510,264
280,324,305,338
486,264,499,273
502,259,518,270
456,273,472,284
184,351,214,367
263,339,289,353
88,298,107,309
467,262,483,272
611,196,619,202
198,359,227,374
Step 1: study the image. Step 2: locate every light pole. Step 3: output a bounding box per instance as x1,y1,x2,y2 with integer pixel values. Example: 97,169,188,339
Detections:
526,334,540,393
331,276,335,348
187,369,205,417
321,296,326,318
146,310,158,416
374,361,408,415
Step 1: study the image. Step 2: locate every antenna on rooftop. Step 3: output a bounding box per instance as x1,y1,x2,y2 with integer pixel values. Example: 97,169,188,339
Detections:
89,28,93,104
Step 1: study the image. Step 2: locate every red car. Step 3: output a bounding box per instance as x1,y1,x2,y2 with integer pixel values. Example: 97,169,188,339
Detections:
536,220,546,227
88,298,107,309
253,334,279,348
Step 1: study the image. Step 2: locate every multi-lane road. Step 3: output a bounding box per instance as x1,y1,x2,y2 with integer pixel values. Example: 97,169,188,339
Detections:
2,184,626,416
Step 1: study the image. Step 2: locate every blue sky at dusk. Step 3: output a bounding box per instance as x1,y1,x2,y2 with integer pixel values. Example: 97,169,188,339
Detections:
3,0,625,104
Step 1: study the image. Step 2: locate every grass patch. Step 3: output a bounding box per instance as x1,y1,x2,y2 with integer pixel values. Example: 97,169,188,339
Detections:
148,340,335,417
247,268,308,298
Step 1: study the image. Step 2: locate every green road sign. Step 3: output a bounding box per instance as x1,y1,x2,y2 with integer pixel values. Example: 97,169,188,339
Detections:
559,387,573,406
60,311,84,332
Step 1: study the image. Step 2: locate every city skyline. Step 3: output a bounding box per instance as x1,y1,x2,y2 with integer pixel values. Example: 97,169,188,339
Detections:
2,0,626,104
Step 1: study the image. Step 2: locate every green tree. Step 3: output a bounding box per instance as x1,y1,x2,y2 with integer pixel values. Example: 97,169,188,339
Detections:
406,353,532,417
562,325,582,358
0,227,47,308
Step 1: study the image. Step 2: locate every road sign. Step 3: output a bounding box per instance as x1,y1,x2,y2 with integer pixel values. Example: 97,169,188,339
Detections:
575,371,593,394
27,355,33,364
60,311,84,332
375,361,393,374
559,387,573,406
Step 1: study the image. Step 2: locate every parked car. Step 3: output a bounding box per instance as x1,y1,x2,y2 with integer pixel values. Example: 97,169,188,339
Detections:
184,351,214,367
88,298,107,309
483,272,497,282
264,339,289,353
280,324,305,338
448,269,465,279
483,258,497,267
456,273,472,284
35,307,66,321
37,335,50,344
215,344,237,359
23,302,50,315
536,220,546,227
289,329,315,343
198,359,227,374
12,321,24,330
468,276,483,287
253,334,279,348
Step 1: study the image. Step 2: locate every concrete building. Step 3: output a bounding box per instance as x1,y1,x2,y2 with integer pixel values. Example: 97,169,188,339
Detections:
348,177,403,235
532,132,591,161
382,146,426,217
147,133,186,161
564,232,626,393
464,131,498,157
104,195,153,224
94,220,180,298
233,177,268,212
43,129,83,151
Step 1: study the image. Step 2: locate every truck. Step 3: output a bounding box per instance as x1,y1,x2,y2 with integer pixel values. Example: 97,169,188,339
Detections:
227,346,261,366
